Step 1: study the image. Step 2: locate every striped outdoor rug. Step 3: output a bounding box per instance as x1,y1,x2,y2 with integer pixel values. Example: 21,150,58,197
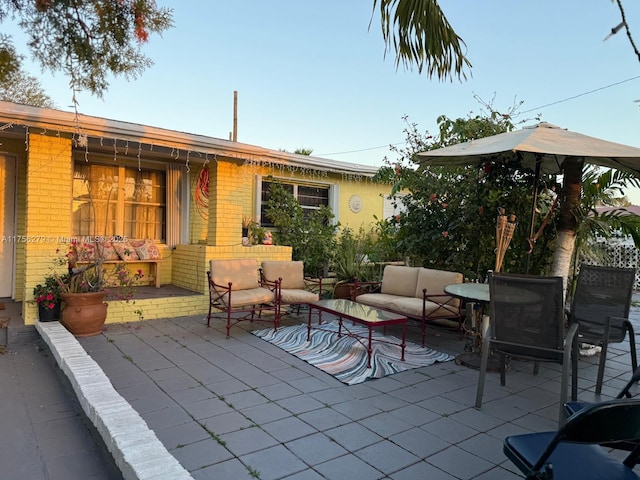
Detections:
252,321,454,385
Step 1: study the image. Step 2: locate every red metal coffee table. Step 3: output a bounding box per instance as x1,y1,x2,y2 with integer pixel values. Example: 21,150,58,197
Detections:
307,299,407,368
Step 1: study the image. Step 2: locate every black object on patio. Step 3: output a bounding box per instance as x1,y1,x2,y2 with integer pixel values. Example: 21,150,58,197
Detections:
504,399,640,480
568,264,637,395
475,272,579,425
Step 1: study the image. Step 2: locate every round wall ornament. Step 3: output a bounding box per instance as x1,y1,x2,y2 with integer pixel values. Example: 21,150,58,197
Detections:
349,194,363,213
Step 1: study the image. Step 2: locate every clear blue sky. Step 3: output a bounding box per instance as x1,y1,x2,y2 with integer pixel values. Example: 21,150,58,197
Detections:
7,1,640,196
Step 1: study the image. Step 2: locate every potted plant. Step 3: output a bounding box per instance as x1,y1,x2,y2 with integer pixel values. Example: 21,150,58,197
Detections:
242,215,252,246
32,274,63,322
53,240,143,337
331,227,376,299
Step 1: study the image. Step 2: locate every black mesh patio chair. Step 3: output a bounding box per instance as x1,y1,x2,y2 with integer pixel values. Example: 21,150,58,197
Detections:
475,273,579,425
504,399,640,480
568,264,637,395
562,366,640,453
564,365,640,417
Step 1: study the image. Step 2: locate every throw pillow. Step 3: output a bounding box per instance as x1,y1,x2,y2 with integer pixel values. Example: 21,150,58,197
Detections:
134,239,162,260
97,241,120,261
113,240,140,261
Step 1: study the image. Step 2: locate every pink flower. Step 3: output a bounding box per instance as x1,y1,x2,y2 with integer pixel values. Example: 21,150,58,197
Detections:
429,194,437,202
442,231,449,238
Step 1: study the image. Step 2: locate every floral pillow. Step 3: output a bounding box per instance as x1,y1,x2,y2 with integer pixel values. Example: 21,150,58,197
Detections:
113,240,140,261
134,239,162,260
97,241,120,261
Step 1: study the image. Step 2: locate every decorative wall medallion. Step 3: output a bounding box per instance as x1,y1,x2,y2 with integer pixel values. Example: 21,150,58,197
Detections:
349,194,363,213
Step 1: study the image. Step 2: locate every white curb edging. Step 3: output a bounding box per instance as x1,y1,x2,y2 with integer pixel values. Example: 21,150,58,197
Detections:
36,321,193,480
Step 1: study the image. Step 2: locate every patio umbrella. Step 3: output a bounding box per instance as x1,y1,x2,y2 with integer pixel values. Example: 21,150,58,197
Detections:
416,122,640,176
417,122,640,271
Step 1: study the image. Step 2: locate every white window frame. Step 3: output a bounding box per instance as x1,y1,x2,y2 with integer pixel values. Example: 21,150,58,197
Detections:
255,175,339,225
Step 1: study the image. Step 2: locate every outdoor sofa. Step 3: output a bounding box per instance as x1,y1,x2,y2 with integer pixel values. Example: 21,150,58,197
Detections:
353,265,464,346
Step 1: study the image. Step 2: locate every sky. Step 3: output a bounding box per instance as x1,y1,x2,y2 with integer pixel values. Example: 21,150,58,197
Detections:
6,1,640,198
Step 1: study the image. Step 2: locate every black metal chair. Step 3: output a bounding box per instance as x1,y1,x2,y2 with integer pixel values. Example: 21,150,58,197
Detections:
504,399,640,480
568,264,637,395
562,366,640,453
475,273,579,425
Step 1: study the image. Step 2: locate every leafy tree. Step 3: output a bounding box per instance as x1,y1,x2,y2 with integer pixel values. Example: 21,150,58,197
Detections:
294,148,313,155
0,66,55,107
570,167,640,279
377,110,558,281
264,181,337,278
372,0,471,80
0,0,173,97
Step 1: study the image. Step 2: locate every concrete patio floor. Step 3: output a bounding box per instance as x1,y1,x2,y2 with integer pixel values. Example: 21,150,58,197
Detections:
6,300,640,480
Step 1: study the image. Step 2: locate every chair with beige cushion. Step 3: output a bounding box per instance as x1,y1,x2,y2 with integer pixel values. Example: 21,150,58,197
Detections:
261,261,321,317
207,258,280,337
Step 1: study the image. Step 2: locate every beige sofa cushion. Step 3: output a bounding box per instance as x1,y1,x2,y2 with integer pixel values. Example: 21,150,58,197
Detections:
355,293,401,310
380,266,419,298
226,288,275,307
281,289,319,304
210,258,259,291
261,261,306,289
415,268,463,298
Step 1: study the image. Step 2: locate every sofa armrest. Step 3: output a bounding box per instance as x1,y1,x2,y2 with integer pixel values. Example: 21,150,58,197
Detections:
421,289,462,317
304,277,324,296
352,280,382,298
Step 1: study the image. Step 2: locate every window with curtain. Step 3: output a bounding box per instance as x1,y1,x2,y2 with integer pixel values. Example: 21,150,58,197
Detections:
72,162,166,241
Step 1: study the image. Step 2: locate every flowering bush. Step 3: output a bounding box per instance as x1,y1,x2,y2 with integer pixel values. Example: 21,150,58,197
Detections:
32,275,63,310
53,240,144,302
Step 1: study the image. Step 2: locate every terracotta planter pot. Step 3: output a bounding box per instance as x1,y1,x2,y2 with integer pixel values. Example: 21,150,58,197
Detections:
333,282,354,300
60,292,108,337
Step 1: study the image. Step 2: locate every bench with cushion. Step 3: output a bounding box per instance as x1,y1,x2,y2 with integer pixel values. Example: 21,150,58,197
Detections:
207,258,280,337
353,265,463,346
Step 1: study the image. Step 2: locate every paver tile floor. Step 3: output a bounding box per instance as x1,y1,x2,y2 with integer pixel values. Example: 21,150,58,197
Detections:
4,297,640,479
72,302,640,479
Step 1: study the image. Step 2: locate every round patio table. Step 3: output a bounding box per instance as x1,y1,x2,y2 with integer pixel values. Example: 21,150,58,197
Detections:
444,283,499,370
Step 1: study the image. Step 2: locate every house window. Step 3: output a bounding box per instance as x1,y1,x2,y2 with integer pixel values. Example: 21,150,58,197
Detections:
72,162,166,241
259,179,331,227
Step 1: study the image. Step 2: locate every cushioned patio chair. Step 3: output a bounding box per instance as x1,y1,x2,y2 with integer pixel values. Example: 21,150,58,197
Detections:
206,258,280,338
475,273,579,425
504,399,640,480
261,261,321,317
568,264,637,395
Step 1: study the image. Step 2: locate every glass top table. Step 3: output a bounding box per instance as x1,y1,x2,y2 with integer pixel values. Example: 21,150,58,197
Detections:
307,299,407,368
444,283,490,304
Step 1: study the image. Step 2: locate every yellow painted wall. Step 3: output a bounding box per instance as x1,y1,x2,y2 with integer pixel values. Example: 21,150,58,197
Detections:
11,129,392,326
22,134,73,324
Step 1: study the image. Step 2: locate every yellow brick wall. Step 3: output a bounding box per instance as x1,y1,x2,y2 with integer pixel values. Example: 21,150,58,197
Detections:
105,294,209,324
22,134,73,324
14,133,392,326
171,244,292,294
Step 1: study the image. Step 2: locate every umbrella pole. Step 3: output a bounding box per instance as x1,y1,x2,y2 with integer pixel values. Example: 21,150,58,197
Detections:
525,157,542,274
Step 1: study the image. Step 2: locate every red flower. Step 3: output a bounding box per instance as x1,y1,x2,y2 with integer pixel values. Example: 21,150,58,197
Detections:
442,231,449,237
429,194,437,202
